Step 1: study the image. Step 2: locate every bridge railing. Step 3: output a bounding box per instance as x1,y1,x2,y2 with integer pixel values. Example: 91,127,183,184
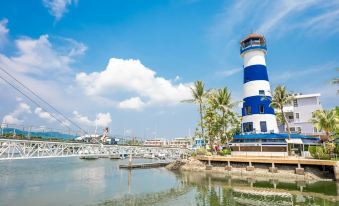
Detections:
0,138,192,160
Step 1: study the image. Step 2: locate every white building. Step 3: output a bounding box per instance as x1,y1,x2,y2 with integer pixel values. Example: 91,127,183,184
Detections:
168,137,191,148
143,137,192,148
277,93,324,135
143,139,167,147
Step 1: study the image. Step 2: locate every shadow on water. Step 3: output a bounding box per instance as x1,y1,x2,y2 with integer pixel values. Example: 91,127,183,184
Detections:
94,170,339,206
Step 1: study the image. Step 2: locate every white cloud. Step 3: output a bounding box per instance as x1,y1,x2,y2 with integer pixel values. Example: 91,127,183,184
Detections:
257,0,317,35
0,34,86,106
72,110,92,126
211,0,339,40
34,107,56,122
118,97,145,110
300,8,339,35
95,113,112,127
76,58,192,110
2,102,31,125
271,63,336,82
43,0,77,21
174,75,181,81
0,35,85,76
217,67,242,78
0,18,9,47
72,111,112,127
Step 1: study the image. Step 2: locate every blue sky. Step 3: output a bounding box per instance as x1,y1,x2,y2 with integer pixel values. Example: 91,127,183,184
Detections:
0,0,338,138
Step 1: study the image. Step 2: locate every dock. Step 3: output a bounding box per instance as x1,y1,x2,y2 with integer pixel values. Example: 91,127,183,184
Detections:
119,162,171,169
196,155,339,180
196,155,338,166
197,156,337,166
79,155,99,160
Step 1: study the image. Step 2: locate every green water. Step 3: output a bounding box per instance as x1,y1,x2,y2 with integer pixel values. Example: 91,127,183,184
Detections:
0,157,338,206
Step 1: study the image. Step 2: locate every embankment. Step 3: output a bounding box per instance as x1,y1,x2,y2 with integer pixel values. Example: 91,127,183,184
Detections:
166,157,336,181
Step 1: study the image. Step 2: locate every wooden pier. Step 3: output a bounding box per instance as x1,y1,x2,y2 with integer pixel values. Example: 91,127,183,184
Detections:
79,155,99,160
196,155,338,166
119,162,171,169
196,155,339,180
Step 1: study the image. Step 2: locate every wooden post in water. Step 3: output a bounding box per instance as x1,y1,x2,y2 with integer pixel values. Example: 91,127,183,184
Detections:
128,152,132,168
206,156,212,170
225,161,232,171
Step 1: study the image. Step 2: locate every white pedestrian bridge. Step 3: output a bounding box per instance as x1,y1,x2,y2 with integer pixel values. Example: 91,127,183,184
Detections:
0,138,191,160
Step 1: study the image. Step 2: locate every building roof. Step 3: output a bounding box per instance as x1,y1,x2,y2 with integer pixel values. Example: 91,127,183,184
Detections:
240,33,265,43
233,133,319,140
293,93,320,99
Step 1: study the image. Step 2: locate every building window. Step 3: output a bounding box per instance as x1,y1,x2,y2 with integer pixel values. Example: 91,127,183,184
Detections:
314,127,318,133
260,121,267,132
259,90,265,95
295,113,299,119
259,105,264,114
243,122,253,133
244,106,252,115
296,127,301,132
293,99,298,107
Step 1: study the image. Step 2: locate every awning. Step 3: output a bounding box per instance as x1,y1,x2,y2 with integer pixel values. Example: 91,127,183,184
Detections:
233,133,319,140
285,138,302,144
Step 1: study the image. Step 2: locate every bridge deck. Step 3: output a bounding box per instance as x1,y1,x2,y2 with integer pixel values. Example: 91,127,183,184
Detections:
0,138,190,160
196,155,338,166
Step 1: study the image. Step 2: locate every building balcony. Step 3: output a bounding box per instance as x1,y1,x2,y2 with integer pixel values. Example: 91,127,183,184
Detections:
240,43,267,55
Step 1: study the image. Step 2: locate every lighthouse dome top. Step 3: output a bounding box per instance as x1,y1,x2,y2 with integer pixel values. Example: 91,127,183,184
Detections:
240,33,267,56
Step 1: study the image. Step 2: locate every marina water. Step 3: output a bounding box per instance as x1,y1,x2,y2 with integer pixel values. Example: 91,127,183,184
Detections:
0,158,337,206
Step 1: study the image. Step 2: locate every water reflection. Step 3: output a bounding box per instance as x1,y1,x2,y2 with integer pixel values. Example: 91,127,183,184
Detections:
180,171,338,206
96,171,338,206
0,158,337,206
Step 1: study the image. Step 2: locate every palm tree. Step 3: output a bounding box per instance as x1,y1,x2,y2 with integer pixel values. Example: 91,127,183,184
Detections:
311,109,339,142
183,80,206,138
212,87,238,144
269,85,294,139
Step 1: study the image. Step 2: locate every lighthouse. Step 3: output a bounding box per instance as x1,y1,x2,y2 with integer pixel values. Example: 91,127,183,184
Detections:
240,34,278,134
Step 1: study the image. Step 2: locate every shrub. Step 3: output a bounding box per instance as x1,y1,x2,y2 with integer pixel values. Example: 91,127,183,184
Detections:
196,148,208,156
325,142,335,154
308,145,330,160
334,144,339,155
217,149,231,156
309,146,317,157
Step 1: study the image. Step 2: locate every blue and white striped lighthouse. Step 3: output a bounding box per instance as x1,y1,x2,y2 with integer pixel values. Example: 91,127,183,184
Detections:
240,34,278,134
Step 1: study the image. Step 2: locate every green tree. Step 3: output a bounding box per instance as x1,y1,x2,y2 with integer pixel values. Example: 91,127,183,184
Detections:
311,109,339,142
270,85,294,139
336,106,339,137
211,87,238,144
203,92,221,149
183,80,206,138
203,88,239,148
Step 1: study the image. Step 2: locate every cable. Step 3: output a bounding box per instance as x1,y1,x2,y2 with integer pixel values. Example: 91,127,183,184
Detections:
0,75,73,129
0,73,88,135
0,66,86,134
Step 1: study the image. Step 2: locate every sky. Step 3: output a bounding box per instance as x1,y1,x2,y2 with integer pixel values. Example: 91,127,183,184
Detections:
0,0,338,138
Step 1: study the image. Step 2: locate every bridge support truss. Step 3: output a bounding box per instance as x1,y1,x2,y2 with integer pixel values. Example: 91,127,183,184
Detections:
0,139,191,160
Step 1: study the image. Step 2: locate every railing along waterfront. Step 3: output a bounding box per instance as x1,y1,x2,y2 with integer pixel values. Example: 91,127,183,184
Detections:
0,138,191,160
